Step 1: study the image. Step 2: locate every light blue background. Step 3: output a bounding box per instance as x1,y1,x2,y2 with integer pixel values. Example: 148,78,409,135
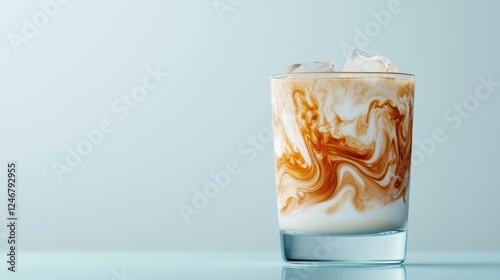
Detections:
0,0,498,252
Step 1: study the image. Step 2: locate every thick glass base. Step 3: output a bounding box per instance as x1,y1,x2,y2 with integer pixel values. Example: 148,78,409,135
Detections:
280,229,407,264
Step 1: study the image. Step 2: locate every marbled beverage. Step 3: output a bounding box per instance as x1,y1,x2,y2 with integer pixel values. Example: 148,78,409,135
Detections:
271,73,415,234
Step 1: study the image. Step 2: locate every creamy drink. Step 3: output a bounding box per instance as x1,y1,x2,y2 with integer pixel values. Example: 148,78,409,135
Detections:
271,49,415,263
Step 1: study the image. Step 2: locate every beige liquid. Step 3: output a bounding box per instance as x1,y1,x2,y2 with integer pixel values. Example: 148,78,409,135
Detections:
271,75,415,234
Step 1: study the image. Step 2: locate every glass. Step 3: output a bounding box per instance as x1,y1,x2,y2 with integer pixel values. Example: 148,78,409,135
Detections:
270,72,415,264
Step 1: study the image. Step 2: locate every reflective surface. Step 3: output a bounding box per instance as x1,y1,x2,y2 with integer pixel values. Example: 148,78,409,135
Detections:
0,251,499,279
283,264,406,280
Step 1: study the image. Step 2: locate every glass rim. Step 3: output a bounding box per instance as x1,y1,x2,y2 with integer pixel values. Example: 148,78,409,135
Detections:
271,72,414,80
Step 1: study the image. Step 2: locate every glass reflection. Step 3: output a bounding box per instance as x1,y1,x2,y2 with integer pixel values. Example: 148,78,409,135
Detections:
282,264,406,280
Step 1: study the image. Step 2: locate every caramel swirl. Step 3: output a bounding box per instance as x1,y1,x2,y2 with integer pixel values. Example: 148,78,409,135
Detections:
271,76,414,216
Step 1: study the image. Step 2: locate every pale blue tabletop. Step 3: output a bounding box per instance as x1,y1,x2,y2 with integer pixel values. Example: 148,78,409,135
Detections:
1,251,499,279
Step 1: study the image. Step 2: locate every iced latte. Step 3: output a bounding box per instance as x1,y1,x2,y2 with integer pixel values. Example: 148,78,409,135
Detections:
271,49,415,263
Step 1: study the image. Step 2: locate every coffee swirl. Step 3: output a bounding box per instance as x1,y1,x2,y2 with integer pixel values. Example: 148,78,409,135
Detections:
271,76,414,217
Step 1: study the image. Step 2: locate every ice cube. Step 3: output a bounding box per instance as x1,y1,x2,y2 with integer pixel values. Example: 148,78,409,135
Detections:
287,61,336,73
343,49,397,72
387,64,399,72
